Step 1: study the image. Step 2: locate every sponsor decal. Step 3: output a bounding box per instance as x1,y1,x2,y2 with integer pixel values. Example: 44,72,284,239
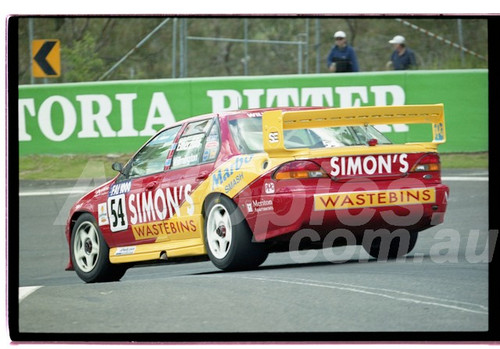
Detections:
244,199,274,214
266,127,280,148
202,149,217,162
224,174,244,194
206,134,219,143
174,154,199,167
109,180,132,196
264,182,275,194
205,140,219,149
268,131,279,144
247,112,263,117
251,199,274,213
98,202,109,226
132,217,198,240
211,155,253,192
246,202,254,213
115,246,136,256
434,122,445,141
107,194,128,232
173,134,208,167
95,185,110,197
176,133,205,151
202,134,220,162
330,154,409,177
314,188,435,211
106,184,194,233
128,185,194,225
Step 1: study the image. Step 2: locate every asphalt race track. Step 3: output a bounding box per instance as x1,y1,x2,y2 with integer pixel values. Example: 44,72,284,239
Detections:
14,169,492,341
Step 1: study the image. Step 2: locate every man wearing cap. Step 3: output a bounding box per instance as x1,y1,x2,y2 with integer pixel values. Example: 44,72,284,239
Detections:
326,31,359,73
386,35,417,70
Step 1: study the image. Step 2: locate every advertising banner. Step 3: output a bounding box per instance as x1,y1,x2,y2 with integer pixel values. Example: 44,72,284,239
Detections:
18,69,488,155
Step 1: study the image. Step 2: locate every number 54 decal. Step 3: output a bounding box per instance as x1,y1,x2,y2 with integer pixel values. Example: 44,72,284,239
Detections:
107,194,128,232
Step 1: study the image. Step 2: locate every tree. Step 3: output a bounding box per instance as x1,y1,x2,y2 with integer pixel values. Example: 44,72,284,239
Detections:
61,32,104,82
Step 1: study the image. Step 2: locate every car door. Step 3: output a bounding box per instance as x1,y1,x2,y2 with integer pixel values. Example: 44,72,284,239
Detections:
106,125,182,247
157,117,222,245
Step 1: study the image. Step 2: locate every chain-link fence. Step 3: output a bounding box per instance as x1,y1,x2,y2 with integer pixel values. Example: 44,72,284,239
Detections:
17,16,488,84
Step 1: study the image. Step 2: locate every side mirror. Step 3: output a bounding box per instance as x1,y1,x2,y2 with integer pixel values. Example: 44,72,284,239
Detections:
112,162,124,173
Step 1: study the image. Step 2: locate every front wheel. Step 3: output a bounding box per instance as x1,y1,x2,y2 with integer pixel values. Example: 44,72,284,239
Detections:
204,196,268,271
71,213,126,283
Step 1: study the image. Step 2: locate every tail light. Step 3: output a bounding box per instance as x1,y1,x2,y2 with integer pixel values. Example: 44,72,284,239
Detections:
274,160,329,180
411,153,441,172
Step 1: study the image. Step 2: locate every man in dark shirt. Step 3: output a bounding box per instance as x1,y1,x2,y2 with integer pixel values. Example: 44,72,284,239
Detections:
386,35,417,70
326,31,360,73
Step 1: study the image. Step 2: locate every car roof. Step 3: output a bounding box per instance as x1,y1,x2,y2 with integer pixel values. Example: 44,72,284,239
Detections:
159,106,329,132
218,106,326,118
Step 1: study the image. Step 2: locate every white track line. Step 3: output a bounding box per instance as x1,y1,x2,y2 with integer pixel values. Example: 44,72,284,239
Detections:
19,286,43,302
232,275,488,315
19,188,91,197
442,176,488,182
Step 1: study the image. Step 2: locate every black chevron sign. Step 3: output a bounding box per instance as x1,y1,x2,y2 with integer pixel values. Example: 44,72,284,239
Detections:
32,40,60,78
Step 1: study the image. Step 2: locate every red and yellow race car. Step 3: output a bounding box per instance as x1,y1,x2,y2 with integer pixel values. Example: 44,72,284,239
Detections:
65,105,449,282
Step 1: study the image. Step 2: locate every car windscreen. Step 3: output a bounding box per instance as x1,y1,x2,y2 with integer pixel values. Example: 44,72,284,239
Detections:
228,117,392,154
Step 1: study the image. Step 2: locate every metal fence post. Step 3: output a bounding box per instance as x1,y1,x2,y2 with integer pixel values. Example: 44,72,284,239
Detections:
172,18,177,78
244,18,249,75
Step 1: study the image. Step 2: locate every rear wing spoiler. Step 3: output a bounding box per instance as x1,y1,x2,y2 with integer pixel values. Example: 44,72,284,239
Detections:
262,104,446,156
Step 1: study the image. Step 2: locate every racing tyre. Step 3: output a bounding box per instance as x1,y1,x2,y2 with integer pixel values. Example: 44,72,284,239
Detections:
204,195,268,271
71,213,127,283
363,230,418,260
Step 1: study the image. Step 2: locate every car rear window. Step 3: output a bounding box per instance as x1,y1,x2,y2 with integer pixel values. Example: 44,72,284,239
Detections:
228,117,392,154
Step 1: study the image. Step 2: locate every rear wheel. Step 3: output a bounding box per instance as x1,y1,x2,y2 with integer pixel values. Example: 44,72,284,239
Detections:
362,230,418,260
71,213,126,283
204,196,268,271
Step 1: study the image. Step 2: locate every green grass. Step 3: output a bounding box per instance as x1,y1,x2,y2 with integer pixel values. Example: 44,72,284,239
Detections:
18,152,488,181
439,152,488,169
19,154,133,180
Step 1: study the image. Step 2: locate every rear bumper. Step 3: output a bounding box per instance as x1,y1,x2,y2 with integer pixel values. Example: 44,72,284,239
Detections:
236,181,449,243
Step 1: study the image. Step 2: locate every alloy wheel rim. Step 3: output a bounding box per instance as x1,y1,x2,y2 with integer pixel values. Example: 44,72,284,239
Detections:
73,222,100,272
207,204,232,259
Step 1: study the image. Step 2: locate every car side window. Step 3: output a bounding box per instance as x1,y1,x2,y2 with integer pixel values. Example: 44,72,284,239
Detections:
201,120,220,163
127,125,182,178
171,118,220,169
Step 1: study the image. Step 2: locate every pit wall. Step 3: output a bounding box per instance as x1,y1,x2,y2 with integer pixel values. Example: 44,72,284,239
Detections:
18,69,488,155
